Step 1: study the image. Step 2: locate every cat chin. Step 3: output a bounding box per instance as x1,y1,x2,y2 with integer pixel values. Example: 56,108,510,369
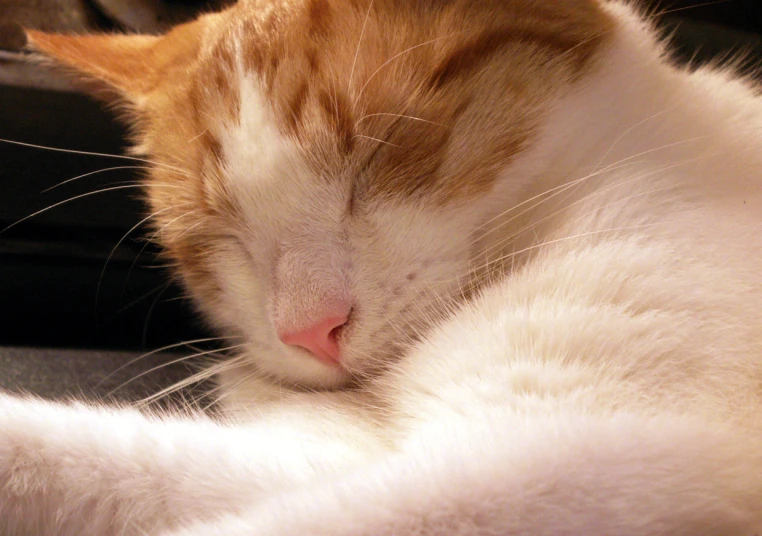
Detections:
245,344,355,390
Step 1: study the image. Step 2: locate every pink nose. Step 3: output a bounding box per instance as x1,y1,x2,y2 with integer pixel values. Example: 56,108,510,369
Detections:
278,314,349,364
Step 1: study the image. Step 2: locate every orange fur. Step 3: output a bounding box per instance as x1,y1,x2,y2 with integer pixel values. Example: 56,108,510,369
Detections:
25,0,613,338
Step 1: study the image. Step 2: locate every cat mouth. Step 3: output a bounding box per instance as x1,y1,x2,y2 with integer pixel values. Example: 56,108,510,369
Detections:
293,337,343,366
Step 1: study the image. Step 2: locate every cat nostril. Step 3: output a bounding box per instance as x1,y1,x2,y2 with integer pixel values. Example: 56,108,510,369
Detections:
329,307,351,339
278,312,350,365
328,324,343,340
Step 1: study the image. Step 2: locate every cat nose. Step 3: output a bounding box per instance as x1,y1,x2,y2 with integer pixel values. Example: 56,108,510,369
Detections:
278,312,349,364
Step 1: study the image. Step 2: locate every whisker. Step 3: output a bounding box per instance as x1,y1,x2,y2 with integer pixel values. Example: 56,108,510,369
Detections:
474,131,720,240
354,113,450,130
198,363,257,412
120,211,203,296
186,128,209,145
590,108,672,175
473,162,632,234
2,183,145,235
476,166,632,255
355,31,464,107
653,0,731,18
161,295,188,303
328,63,342,127
42,166,145,192
144,209,203,249
348,0,375,98
467,170,698,284
0,137,195,178
472,161,635,237
116,283,169,314
141,281,173,348
135,352,249,409
490,170,687,254
479,224,657,275
95,336,229,389
484,183,680,269
96,206,177,311
106,343,246,399
351,134,409,151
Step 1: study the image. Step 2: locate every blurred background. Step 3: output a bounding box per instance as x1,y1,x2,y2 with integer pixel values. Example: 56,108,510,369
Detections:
0,0,760,353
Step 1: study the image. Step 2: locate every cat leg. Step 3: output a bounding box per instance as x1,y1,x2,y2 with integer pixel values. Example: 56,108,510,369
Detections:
162,413,762,536
0,393,371,536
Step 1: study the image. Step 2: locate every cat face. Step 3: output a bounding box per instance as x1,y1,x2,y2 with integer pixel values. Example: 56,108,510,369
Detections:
29,0,611,388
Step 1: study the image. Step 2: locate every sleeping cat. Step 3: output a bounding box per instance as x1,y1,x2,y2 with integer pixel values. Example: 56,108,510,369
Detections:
2,0,762,534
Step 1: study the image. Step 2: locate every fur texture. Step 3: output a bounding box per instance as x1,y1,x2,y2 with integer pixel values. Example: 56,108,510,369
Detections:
2,0,762,534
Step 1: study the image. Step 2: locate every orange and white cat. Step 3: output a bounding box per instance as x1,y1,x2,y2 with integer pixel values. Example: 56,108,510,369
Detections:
2,0,762,534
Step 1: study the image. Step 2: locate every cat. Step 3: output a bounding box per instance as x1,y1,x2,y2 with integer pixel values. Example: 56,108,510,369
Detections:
2,0,762,534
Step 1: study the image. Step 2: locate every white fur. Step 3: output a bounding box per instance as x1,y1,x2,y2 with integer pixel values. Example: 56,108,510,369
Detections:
2,3,762,534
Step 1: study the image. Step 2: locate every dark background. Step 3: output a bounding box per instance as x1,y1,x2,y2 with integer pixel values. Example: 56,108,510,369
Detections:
0,0,761,353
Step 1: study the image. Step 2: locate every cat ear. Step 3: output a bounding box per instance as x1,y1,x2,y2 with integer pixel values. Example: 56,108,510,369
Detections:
26,20,204,105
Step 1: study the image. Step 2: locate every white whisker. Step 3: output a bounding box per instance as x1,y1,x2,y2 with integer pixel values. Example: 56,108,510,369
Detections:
96,206,178,309
481,224,657,274
348,0,375,99
0,137,195,178
42,166,145,192
107,343,246,399
2,184,146,235
136,353,249,409
351,134,408,150
354,113,450,130
355,31,464,107
116,283,169,314
95,336,229,389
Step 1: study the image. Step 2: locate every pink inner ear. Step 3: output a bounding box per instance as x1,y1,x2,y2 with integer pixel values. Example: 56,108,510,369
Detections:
278,315,349,364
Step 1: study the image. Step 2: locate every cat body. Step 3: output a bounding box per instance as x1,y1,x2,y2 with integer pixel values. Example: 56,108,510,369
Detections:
2,0,762,534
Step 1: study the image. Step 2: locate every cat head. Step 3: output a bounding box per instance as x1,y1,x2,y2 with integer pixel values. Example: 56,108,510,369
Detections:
28,0,611,389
